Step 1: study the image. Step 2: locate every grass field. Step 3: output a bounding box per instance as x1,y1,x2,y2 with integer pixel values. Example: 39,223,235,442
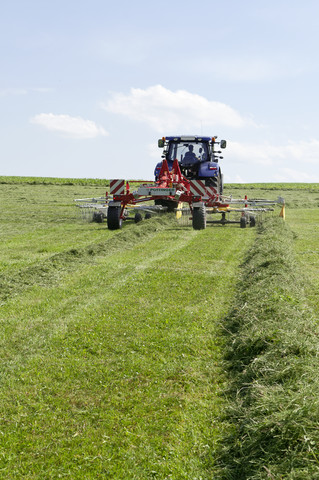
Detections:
0,178,318,479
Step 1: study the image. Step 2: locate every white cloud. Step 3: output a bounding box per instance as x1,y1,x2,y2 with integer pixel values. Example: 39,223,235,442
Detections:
282,139,319,164
228,141,282,166
226,139,319,182
103,85,254,132
229,139,319,166
30,113,109,139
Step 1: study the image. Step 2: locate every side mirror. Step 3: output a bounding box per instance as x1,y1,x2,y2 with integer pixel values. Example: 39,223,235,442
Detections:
158,139,165,148
220,139,227,149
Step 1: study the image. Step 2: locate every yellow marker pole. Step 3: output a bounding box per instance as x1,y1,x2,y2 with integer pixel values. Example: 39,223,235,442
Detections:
279,203,285,220
176,202,183,219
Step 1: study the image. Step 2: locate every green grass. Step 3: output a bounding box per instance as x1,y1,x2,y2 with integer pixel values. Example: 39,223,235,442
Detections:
1,177,319,479
0,183,113,275
286,208,319,313
0,176,109,186
224,183,319,209
217,217,319,479
225,182,319,192
0,180,255,479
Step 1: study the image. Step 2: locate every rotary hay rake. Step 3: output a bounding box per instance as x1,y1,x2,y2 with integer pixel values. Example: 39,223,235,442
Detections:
97,159,284,230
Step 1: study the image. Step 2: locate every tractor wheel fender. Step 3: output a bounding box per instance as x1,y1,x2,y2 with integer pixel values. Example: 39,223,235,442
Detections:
198,161,219,178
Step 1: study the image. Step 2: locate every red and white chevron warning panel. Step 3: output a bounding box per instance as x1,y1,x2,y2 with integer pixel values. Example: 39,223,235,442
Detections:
190,180,206,196
205,185,217,197
189,180,217,198
110,179,125,195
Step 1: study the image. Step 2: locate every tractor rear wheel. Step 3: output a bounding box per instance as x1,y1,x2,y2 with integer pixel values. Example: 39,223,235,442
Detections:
192,204,206,230
107,206,122,230
205,172,223,195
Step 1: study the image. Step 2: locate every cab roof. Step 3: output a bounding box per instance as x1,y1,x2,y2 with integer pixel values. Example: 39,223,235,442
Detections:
165,136,212,142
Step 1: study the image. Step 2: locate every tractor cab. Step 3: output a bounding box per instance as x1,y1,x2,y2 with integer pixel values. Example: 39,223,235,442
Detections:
154,135,226,194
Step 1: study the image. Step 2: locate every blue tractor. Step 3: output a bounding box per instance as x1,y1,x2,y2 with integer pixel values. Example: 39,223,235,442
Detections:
154,135,227,194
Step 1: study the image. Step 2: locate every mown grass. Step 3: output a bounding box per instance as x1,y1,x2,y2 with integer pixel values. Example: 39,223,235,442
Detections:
224,184,319,209
1,176,318,191
0,180,256,479
0,182,113,275
226,183,319,192
0,177,151,186
286,208,319,314
217,217,319,479
2,177,319,478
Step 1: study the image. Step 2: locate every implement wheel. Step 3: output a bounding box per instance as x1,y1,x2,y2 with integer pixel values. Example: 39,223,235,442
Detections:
240,216,247,228
107,206,122,230
192,204,206,230
134,212,142,223
250,215,256,227
93,211,104,223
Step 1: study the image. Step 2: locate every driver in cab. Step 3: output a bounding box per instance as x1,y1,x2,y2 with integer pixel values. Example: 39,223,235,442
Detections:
183,145,199,165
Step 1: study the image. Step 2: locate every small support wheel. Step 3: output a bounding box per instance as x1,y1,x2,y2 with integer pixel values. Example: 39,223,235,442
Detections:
192,204,206,230
107,206,122,230
134,212,142,223
240,216,247,228
93,212,104,223
249,215,256,227
145,212,152,219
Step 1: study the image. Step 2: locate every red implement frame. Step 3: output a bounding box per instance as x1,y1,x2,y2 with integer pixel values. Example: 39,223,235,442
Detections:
109,159,229,220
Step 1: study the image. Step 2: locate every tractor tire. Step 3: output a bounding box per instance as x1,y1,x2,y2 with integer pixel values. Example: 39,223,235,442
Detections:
240,216,247,228
205,172,222,195
107,206,122,230
134,212,142,223
192,204,206,230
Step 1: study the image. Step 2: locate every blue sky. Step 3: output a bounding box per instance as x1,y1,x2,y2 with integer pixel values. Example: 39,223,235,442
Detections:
1,0,319,182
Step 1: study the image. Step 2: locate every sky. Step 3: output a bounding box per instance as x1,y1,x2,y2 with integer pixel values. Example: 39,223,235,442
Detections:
1,0,319,183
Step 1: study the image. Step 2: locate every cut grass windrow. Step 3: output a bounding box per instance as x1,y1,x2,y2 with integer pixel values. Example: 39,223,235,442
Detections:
217,217,319,479
0,216,174,303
